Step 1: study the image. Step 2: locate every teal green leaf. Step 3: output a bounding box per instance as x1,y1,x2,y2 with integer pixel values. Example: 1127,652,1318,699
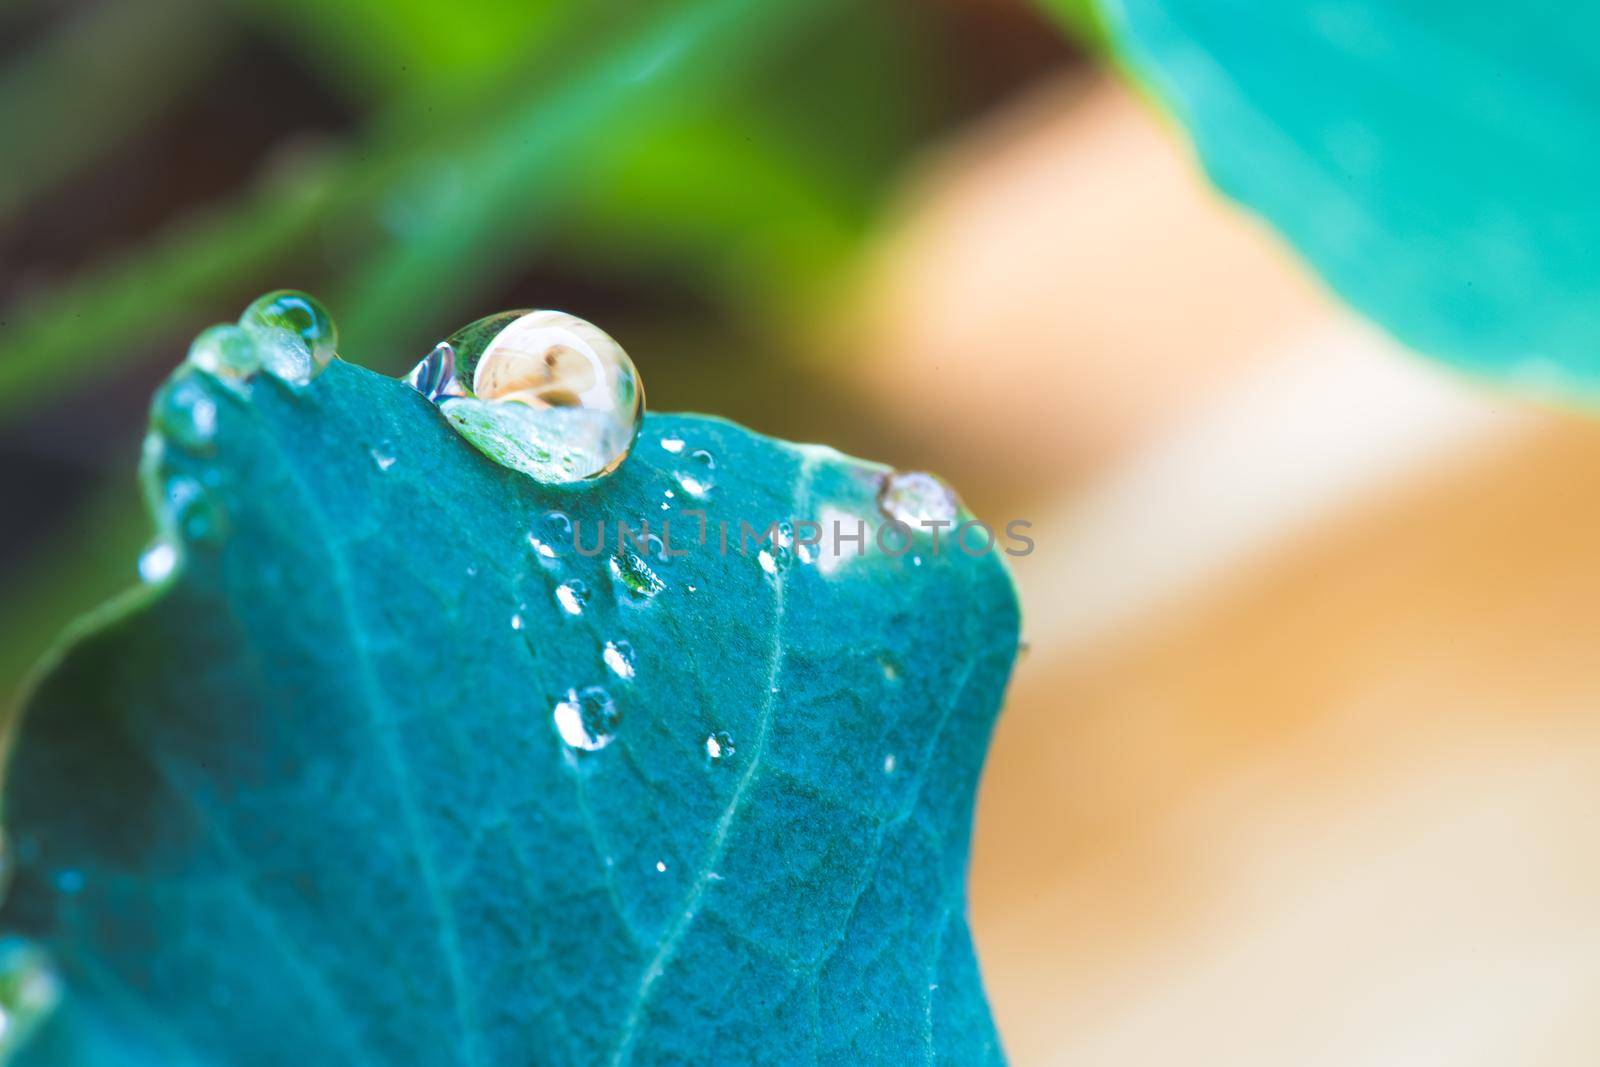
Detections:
1,343,1018,1063
1095,0,1600,387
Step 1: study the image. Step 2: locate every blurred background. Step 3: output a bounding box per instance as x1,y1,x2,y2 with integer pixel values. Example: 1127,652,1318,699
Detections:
4,1,1598,1063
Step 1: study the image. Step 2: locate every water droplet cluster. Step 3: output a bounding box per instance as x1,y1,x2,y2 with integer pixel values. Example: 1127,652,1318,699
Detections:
182,289,338,387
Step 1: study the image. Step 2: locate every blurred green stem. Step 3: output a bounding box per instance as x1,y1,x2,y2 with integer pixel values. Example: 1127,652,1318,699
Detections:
0,0,233,221
0,0,837,419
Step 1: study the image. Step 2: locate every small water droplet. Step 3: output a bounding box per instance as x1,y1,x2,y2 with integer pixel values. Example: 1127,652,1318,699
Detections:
511,613,525,631
705,731,735,761
162,475,226,546
239,290,337,384
878,655,900,683
370,442,397,471
756,522,795,579
186,323,260,381
655,860,667,873
552,686,619,751
138,541,178,583
602,640,636,680
660,437,685,454
555,579,589,616
416,310,642,484
878,471,959,528
883,754,897,774
674,449,716,498
609,551,663,600
153,371,219,454
529,511,572,562
0,938,61,1060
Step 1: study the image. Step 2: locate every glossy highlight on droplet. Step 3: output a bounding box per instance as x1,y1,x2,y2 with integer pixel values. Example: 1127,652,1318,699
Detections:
529,511,572,562
407,309,643,485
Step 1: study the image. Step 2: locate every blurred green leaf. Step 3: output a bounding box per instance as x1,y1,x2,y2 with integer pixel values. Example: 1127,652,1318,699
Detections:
1093,0,1600,388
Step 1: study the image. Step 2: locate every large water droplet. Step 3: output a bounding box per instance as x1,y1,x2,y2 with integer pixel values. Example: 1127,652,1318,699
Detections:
239,290,337,384
602,639,635,680
553,686,619,751
0,938,60,1061
410,310,643,484
186,323,260,381
878,471,959,527
609,550,663,600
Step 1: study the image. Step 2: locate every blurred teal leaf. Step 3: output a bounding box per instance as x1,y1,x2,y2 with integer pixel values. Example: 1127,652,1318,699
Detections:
2,345,1018,1063
1095,0,1600,387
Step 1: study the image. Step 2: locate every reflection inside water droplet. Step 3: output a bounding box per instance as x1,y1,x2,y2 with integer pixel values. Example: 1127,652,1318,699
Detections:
878,471,959,528
406,310,643,485
529,511,572,562
370,443,397,471
553,686,619,751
